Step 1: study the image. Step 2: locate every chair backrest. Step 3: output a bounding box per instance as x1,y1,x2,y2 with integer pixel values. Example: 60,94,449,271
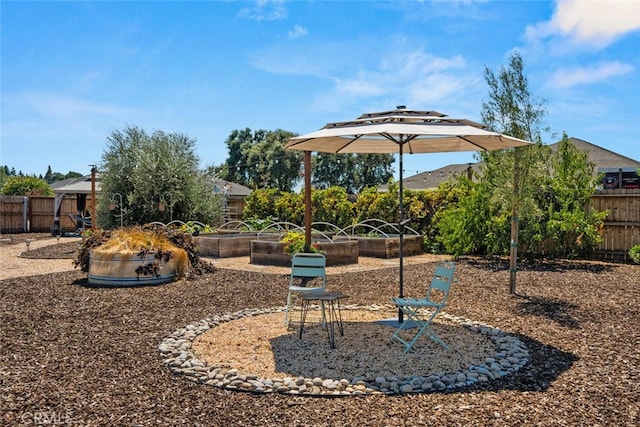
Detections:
290,253,326,280
426,261,455,303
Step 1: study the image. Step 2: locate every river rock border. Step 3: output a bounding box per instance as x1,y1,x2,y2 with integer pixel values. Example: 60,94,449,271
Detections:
158,306,529,396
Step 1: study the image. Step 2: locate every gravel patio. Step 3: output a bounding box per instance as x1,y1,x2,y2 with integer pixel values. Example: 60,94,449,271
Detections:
1,237,638,426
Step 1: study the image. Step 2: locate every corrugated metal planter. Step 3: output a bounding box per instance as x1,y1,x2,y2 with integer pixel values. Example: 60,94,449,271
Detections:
88,252,177,286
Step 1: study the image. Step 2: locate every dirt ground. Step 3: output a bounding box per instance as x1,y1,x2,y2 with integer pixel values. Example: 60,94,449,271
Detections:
1,235,639,426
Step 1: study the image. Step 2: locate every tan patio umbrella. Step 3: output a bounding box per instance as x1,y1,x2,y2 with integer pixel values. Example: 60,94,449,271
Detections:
285,107,533,323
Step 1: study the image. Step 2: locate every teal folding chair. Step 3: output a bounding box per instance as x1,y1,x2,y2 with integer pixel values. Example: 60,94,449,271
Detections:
391,261,455,353
284,253,327,327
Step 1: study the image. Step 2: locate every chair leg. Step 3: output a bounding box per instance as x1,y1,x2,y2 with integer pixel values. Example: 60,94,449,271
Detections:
390,306,449,353
298,299,310,339
390,313,421,353
284,291,293,326
424,325,449,351
286,292,328,328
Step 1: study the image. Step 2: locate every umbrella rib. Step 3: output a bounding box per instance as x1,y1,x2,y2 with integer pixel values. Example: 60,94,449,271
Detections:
459,136,490,151
381,133,420,153
335,134,364,153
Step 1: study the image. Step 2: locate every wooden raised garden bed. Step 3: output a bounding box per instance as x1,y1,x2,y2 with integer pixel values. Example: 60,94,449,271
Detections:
193,233,280,258
333,235,423,258
250,240,359,267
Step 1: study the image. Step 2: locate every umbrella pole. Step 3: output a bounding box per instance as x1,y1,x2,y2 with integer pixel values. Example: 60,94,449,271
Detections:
398,143,404,324
304,151,312,252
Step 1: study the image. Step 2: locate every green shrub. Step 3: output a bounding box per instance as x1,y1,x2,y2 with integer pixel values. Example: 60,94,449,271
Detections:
280,231,322,255
630,244,640,264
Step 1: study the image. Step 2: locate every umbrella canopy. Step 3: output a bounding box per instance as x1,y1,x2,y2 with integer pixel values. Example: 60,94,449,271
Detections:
285,107,533,323
286,109,531,154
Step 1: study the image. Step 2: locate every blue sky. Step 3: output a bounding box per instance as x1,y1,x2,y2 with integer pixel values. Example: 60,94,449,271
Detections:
2,0,639,180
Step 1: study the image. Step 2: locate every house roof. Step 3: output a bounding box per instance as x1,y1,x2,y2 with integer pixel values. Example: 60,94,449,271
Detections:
380,163,482,191
213,179,252,197
51,174,100,195
550,138,640,171
51,175,252,198
390,137,639,191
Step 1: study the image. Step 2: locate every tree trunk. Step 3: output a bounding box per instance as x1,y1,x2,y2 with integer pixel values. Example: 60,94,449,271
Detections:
509,206,518,295
509,155,520,295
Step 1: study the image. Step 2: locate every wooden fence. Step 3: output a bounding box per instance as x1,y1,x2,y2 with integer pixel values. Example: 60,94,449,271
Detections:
0,196,28,233
590,189,640,261
0,196,81,233
2,191,640,260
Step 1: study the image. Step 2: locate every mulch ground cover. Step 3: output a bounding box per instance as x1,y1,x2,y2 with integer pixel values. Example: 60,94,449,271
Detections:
1,239,639,426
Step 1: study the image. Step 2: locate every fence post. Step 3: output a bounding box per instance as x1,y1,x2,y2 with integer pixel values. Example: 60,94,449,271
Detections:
22,196,28,232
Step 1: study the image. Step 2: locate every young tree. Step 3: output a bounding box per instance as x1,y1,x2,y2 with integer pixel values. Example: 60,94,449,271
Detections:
536,133,607,257
480,51,552,294
98,126,223,228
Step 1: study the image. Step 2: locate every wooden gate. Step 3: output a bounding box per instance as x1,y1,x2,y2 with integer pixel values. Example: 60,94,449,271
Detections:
0,196,28,232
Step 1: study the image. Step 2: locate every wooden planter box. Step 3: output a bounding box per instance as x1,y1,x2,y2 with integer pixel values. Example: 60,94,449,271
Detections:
194,233,280,258
250,240,359,267
333,235,423,258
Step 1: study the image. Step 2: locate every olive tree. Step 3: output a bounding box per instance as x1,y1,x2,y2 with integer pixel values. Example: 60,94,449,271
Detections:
97,126,223,228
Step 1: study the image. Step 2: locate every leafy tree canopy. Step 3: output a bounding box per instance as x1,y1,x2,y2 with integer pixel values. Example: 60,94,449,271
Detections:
97,126,223,228
435,135,606,259
215,128,302,191
43,166,83,183
215,129,394,193
313,153,394,193
0,175,53,196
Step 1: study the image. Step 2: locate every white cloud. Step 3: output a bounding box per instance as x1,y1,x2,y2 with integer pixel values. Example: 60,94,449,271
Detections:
391,52,466,76
249,36,477,114
406,73,479,106
288,24,308,39
309,49,477,113
549,61,635,88
238,0,287,22
526,0,640,48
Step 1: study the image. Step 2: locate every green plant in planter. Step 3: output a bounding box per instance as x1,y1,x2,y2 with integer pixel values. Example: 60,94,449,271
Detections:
179,221,214,235
280,231,322,255
630,244,640,264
